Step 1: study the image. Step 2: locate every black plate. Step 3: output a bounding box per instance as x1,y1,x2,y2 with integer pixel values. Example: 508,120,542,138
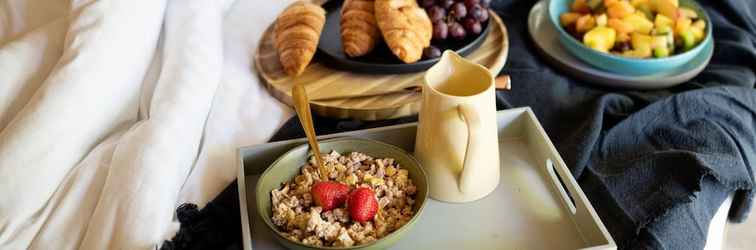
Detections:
316,0,491,74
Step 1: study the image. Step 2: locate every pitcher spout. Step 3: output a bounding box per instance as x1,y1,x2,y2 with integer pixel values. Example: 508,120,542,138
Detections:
425,50,494,98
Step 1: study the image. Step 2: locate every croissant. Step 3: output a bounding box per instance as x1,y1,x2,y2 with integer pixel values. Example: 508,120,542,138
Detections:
340,0,381,57
274,1,326,76
375,0,432,63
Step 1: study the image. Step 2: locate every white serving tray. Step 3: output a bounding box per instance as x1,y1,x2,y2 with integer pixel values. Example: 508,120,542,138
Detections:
237,107,616,250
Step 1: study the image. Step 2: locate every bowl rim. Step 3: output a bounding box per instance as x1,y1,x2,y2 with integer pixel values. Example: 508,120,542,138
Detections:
547,0,713,62
255,136,430,250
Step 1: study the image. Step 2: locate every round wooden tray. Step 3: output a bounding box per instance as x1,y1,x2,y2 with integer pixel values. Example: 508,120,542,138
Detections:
255,10,509,121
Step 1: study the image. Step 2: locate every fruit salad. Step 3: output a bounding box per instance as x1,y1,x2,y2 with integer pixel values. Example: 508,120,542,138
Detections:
560,0,707,58
270,151,417,247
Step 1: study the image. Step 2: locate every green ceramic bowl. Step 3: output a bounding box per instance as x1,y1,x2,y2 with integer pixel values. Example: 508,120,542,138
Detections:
548,0,713,75
256,137,429,250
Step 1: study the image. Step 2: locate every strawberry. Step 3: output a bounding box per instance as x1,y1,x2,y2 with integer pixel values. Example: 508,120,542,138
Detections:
311,181,350,211
347,187,379,222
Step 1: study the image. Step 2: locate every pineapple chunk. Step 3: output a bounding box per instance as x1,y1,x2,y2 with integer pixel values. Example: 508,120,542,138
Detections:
691,27,704,42
653,26,675,49
576,15,597,33
583,26,617,52
617,32,631,43
632,0,653,19
631,32,653,51
596,14,608,27
654,14,674,30
692,19,706,30
560,12,582,28
678,7,698,19
652,35,667,49
623,47,652,58
607,1,635,19
609,18,635,34
630,0,649,8
691,26,705,42
604,0,619,7
675,17,692,37
623,13,654,34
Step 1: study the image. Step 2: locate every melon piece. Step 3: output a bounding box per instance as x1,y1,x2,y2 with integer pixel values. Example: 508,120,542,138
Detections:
561,12,582,28
675,17,692,37
572,0,591,13
609,18,635,34
655,0,679,19
607,1,635,19
576,14,597,34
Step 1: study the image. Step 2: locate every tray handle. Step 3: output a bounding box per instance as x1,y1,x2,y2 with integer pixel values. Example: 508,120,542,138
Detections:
546,159,577,214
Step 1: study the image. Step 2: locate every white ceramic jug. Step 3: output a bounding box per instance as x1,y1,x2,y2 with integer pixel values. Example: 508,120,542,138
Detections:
414,50,500,203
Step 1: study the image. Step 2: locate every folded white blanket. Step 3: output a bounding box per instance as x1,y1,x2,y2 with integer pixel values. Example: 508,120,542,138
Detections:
0,0,293,248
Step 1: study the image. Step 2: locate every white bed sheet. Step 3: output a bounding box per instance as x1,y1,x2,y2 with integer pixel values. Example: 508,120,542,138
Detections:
0,0,731,249
0,0,293,249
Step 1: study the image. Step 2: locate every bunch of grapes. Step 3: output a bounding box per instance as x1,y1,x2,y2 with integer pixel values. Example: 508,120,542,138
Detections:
419,0,491,59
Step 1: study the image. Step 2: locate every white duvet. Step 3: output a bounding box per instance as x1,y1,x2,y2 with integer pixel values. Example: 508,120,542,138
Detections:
0,0,294,249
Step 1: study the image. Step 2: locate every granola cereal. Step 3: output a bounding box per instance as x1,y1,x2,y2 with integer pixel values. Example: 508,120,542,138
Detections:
270,151,417,247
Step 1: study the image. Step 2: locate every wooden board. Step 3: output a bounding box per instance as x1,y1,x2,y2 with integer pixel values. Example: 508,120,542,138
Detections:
255,10,509,121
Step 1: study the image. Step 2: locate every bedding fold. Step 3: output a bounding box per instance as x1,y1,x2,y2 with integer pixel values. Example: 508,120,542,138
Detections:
80,0,225,248
0,18,66,130
178,0,294,208
0,0,165,248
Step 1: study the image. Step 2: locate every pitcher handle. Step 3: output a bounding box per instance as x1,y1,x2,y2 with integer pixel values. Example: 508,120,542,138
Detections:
457,104,480,193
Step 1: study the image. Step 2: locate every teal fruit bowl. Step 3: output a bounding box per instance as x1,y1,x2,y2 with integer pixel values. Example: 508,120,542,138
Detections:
255,137,429,250
548,0,713,75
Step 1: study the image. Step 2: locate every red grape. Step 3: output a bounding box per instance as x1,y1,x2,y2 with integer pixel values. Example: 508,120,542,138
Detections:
438,0,454,9
432,21,449,40
464,0,480,9
469,4,484,21
421,0,435,8
462,17,482,35
480,0,491,8
448,21,466,40
428,6,446,23
450,3,467,19
477,8,489,22
423,46,442,59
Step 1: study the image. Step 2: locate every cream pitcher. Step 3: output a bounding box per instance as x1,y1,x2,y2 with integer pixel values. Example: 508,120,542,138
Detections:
415,50,500,203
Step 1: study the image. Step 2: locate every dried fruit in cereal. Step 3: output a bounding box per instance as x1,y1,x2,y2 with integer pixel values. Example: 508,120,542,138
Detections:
270,150,417,247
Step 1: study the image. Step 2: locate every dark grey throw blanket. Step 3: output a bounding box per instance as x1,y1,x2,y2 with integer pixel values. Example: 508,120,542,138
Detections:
162,0,756,249
579,87,755,248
